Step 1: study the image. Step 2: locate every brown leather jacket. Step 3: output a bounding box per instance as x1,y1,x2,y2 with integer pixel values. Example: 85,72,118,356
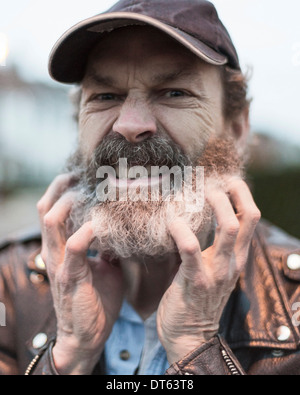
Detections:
0,219,300,375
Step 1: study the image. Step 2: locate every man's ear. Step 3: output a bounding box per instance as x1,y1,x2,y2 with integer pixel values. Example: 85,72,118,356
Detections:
228,106,250,155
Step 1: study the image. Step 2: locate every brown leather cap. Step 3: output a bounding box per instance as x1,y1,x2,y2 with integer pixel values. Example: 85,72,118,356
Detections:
49,0,240,84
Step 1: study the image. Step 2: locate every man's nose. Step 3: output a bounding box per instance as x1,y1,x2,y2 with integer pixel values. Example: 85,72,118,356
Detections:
113,98,157,143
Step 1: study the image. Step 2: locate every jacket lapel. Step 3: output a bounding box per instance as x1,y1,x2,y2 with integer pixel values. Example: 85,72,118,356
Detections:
221,223,300,351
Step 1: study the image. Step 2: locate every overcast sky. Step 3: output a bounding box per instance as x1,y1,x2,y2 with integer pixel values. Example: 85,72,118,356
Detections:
1,0,300,144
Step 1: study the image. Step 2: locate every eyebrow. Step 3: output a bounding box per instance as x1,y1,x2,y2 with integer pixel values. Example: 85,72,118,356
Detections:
150,68,197,86
86,66,201,89
86,73,117,88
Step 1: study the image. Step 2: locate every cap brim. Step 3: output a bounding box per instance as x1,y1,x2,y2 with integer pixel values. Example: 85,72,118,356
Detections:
49,12,228,84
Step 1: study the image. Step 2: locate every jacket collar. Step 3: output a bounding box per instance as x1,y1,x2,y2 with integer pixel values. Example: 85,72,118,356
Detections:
221,221,300,351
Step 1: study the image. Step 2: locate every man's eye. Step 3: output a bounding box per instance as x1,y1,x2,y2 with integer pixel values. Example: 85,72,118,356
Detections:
165,90,186,98
95,93,117,101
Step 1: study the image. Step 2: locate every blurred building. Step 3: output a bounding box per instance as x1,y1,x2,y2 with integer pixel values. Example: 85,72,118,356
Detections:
0,66,76,194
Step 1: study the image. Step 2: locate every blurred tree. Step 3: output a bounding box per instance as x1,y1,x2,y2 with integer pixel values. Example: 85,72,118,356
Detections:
247,132,300,239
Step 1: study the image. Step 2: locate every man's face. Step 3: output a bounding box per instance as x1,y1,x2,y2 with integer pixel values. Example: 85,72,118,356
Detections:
79,26,227,159
68,26,243,260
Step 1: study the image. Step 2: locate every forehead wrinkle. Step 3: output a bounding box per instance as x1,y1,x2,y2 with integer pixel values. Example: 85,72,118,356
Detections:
85,71,117,88
150,67,202,87
84,63,205,91
85,54,148,88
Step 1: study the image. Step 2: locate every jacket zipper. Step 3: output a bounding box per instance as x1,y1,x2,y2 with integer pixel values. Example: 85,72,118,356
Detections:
221,349,241,375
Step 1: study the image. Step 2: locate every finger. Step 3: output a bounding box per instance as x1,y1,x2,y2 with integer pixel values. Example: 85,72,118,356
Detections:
41,191,77,269
37,173,77,220
168,218,203,277
206,186,239,259
63,222,95,281
227,179,261,254
43,191,77,240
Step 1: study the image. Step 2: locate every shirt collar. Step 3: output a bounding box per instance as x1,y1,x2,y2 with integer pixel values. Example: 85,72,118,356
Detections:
120,299,158,327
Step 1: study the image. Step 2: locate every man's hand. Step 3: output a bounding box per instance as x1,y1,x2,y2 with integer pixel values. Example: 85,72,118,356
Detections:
37,175,124,375
157,178,261,365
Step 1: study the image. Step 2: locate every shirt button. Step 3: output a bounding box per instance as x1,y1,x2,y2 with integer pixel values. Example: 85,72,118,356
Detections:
287,254,300,271
119,350,131,361
32,333,48,349
277,326,291,342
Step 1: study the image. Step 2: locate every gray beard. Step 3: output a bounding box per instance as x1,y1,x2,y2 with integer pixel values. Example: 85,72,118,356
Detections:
89,184,213,260
66,134,243,260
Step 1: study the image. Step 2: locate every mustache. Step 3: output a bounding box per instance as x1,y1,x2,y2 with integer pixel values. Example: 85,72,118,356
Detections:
66,132,244,193
88,132,193,169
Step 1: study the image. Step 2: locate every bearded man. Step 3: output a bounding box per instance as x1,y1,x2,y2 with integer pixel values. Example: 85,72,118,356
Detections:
1,0,300,376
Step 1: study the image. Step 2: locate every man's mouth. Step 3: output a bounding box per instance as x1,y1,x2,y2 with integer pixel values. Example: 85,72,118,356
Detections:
110,164,169,189
114,164,161,179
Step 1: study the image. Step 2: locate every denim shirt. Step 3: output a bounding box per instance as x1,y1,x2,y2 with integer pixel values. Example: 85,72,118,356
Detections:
105,300,170,375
